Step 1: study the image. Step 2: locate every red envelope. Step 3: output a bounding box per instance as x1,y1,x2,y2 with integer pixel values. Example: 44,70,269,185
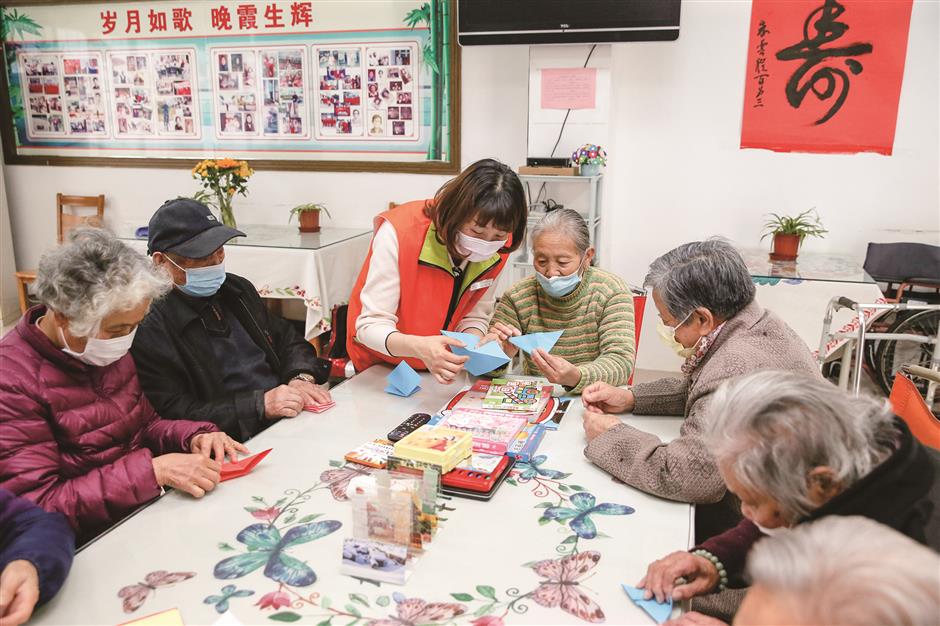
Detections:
305,401,336,414
220,448,272,482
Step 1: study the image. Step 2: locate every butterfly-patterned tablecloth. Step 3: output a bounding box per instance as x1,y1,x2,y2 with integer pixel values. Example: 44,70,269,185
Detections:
33,366,691,626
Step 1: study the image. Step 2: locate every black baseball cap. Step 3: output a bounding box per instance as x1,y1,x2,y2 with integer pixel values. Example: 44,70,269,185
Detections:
147,198,245,257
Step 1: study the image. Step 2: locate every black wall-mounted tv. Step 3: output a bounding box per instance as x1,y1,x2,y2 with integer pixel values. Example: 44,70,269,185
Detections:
457,0,681,46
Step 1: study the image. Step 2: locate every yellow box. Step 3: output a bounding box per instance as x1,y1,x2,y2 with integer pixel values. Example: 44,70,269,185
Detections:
393,426,473,474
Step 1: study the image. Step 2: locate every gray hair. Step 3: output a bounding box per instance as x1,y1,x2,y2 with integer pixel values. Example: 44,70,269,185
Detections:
747,516,940,626
34,228,172,337
529,208,591,256
705,370,895,520
644,238,755,320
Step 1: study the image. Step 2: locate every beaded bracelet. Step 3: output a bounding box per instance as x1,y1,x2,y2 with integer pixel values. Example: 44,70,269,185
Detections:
691,549,729,591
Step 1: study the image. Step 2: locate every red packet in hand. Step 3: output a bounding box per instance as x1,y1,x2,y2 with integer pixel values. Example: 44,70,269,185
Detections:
305,401,335,413
221,448,272,482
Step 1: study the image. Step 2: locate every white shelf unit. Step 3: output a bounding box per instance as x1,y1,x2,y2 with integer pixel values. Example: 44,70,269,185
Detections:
498,173,604,292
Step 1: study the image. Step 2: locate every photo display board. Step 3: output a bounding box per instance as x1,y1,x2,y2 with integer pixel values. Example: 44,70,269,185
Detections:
1,1,458,173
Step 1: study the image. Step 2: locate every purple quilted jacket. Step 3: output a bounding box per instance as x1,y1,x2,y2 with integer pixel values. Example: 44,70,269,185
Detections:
0,307,218,542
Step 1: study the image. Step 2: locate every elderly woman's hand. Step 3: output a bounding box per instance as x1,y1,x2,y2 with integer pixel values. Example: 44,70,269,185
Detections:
582,382,635,414
0,560,39,626
152,453,222,498
531,349,581,388
190,432,249,464
637,551,720,603
582,411,622,441
662,612,728,626
479,322,522,358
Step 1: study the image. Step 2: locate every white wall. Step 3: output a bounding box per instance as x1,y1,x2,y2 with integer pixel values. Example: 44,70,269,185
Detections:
3,45,530,271
605,0,939,290
601,0,939,371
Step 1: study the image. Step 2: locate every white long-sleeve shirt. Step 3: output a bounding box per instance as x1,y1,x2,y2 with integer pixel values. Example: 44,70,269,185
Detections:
355,220,497,356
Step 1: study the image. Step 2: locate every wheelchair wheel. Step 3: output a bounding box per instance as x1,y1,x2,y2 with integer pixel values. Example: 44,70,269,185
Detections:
874,309,940,408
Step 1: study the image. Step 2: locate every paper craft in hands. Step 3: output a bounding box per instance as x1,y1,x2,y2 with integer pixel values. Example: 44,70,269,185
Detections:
305,400,336,413
220,448,272,482
509,330,564,355
622,584,673,624
441,330,510,376
385,361,421,397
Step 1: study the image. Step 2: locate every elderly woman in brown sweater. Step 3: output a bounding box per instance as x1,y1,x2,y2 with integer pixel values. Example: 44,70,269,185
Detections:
580,239,819,541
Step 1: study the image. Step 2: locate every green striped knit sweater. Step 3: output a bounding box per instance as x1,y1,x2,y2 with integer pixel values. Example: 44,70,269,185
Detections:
491,266,636,393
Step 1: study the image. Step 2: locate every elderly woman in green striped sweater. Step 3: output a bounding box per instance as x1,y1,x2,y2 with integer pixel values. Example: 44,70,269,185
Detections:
480,209,635,393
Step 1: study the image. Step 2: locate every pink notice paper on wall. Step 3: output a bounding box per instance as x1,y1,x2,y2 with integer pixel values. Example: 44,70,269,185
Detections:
540,68,597,110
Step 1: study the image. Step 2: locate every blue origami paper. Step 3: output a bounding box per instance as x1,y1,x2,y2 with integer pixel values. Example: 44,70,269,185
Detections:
440,330,511,376
622,584,673,624
385,361,421,397
509,330,564,355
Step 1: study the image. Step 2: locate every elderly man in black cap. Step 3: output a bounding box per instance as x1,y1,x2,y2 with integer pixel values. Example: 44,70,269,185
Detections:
131,198,332,442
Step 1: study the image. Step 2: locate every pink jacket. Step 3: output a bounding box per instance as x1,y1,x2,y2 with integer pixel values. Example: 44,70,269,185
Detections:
0,307,217,542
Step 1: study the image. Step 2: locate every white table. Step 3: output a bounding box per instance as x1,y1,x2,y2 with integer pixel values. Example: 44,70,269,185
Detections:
737,248,886,362
33,367,690,626
122,225,372,339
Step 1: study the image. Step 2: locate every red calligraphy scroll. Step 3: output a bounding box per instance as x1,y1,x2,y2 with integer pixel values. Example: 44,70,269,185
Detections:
740,0,913,155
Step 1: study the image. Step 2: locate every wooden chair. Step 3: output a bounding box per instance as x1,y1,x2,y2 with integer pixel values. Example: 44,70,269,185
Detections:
57,193,105,243
14,193,106,313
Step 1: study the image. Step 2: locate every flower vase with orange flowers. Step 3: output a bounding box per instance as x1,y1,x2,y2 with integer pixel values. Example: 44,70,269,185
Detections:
191,158,254,228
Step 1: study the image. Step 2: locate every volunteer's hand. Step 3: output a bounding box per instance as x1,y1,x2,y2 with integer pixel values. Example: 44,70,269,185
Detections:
264,384,305,418
663,613,728,626
582,382,635,414
582,411,622,441
152,453,222,498
479,322,521,358
413,335,469,384
531,349,581,388
0,560,39,626
638,551,720,603
288,378,332,407
190,432,249,464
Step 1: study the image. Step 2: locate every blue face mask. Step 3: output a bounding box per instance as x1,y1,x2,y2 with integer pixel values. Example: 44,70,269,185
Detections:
168,257,226,297
536,268,583,298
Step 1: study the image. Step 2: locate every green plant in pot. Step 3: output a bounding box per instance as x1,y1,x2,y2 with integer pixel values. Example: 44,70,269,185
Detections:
761,208,827,261
289,203,332,233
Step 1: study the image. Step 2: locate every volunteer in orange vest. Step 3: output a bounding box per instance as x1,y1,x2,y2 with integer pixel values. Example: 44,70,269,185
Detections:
347,159,527,384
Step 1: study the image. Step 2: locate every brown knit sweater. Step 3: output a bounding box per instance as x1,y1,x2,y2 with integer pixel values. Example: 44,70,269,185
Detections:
583,299,821,538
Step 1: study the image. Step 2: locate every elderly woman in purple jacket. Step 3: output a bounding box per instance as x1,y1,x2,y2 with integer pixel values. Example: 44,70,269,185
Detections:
0,229,247,543
0,489,74,626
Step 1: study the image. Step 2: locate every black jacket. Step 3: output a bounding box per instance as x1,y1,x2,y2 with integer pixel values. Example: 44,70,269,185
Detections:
131,273,330,442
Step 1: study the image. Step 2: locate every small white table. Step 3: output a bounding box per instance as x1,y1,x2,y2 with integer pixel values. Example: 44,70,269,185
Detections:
32,367,690,626
122,225,372,339
738,248,886,362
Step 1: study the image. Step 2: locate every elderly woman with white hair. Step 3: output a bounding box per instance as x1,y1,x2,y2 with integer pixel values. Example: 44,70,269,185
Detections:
638,371,940,620
482,208,635,392
580,239,819,541
660,516,940,626
0,229,247,544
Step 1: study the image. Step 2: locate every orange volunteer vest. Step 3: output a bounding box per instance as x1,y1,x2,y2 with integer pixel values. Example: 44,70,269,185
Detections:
346,200,509,372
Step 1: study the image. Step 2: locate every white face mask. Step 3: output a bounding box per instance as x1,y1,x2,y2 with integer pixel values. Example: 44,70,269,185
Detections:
754,522,792,537
59,323,137,367
455,232,506,262
656,311,700,358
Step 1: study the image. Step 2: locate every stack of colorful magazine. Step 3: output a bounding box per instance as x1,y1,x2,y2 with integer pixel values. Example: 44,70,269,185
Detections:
435,378,556,465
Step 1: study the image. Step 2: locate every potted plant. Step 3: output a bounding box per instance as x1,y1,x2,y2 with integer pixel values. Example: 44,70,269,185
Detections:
289,203,332,233
761,208,827,261
191,158,253,228
571,143,607,177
